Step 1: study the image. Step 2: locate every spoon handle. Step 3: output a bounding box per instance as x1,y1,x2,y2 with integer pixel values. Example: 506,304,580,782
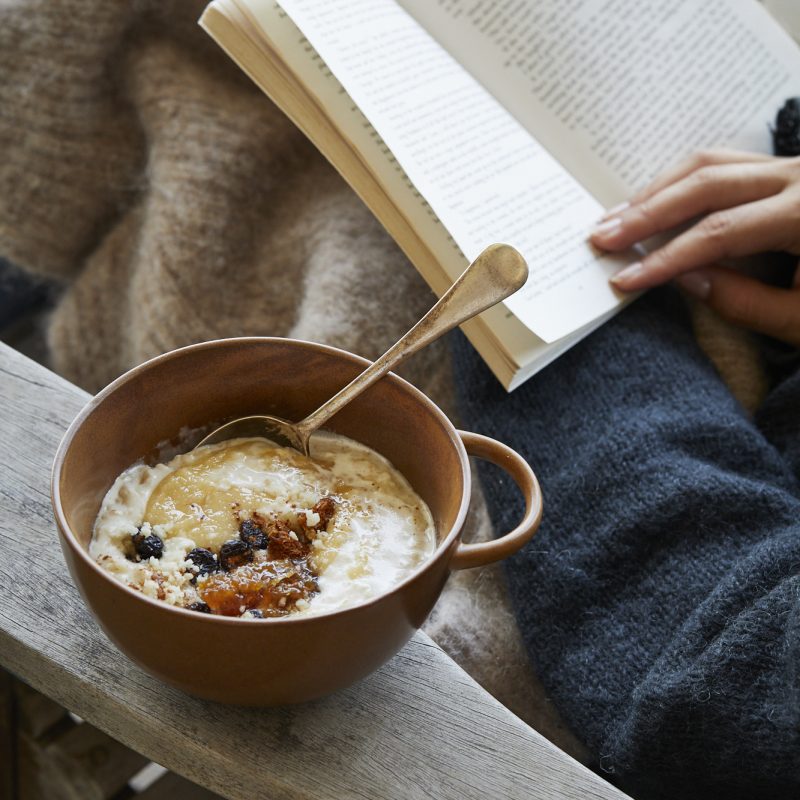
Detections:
295,243,528,441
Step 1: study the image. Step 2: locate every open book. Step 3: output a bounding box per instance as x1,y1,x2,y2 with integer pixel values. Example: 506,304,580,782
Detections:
200,0,800,390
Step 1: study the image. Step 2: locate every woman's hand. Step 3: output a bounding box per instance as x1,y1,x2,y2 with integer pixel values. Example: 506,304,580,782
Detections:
590,149,800,347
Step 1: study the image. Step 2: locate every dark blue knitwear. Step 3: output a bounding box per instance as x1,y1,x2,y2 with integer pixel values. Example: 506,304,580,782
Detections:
452,288,800,800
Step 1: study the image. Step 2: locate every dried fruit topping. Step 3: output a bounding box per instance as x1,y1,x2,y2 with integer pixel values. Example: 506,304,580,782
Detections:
187,601,211,614
239,518,269,549
131,530,164,560
199,560,318,617
186,547,218,580
288,512,308,538
219,539,254,571
267,519,308,560
312,496,336,530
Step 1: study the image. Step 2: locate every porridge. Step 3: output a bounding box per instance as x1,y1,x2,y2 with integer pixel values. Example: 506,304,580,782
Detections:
91,433,436,618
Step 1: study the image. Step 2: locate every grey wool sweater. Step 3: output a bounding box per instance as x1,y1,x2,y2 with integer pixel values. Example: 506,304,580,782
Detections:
453,288,800,799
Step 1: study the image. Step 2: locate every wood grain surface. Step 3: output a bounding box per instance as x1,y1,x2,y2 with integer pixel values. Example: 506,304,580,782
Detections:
0,343,631,800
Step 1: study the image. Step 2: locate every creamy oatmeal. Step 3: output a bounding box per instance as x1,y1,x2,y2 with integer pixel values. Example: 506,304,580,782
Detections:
91,433,436,617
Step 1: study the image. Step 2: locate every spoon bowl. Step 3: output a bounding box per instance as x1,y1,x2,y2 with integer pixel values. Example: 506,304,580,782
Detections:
198,413,308,451
195,243,528,454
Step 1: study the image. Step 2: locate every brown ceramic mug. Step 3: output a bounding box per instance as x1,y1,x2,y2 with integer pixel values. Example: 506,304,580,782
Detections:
51,338,542,705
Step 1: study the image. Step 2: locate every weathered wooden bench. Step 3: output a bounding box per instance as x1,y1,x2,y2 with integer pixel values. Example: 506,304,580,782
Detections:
0,342,631,800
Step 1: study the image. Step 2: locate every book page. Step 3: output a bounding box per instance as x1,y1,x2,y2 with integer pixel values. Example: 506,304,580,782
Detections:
207,0,574,389
269,0,635,343
401,0,800,206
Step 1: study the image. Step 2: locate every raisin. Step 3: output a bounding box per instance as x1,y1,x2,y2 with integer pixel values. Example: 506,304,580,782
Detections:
219,539,254,571
132,530,163,560
312,497,336,530
239,518,269,549
187,601,211,614
186,547,218,580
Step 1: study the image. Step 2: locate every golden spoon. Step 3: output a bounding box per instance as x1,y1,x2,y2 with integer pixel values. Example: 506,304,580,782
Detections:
196,243,528,456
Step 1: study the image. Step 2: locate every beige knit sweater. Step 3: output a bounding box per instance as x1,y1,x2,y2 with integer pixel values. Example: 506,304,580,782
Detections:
0,0,768,759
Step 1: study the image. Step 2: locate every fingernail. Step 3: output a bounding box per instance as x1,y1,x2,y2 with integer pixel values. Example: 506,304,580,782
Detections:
675,271,711,300
602,201,630,219
610,261,643,289
592,217,623,238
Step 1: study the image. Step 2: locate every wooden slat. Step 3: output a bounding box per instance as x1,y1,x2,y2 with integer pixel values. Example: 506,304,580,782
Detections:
0,342,630,800
45,722,149,799
138,771,225,800
14,679,148,800
17,727,101,800
14,678,69,739
17,729,79,800
8,675,223,799
0,669,16,800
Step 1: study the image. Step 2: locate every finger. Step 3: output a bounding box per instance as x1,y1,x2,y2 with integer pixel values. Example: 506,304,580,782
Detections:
619,149,777,211
675,266,800,347
610,196,796,291
592,162,785,251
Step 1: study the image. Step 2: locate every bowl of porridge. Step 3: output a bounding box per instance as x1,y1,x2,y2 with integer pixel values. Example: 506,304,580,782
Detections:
51,338,541,704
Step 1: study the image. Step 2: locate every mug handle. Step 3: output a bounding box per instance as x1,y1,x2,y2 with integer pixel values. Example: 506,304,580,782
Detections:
449,430,543,571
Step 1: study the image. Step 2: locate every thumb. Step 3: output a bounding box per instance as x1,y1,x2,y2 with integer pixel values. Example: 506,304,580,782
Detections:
675,266,800,347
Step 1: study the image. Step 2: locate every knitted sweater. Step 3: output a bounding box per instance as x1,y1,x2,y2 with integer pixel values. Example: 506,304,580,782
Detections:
0,0,785,789
454,290,800,799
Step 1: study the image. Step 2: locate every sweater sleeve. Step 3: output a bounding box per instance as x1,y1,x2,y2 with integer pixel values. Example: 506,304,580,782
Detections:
452,288,800,800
